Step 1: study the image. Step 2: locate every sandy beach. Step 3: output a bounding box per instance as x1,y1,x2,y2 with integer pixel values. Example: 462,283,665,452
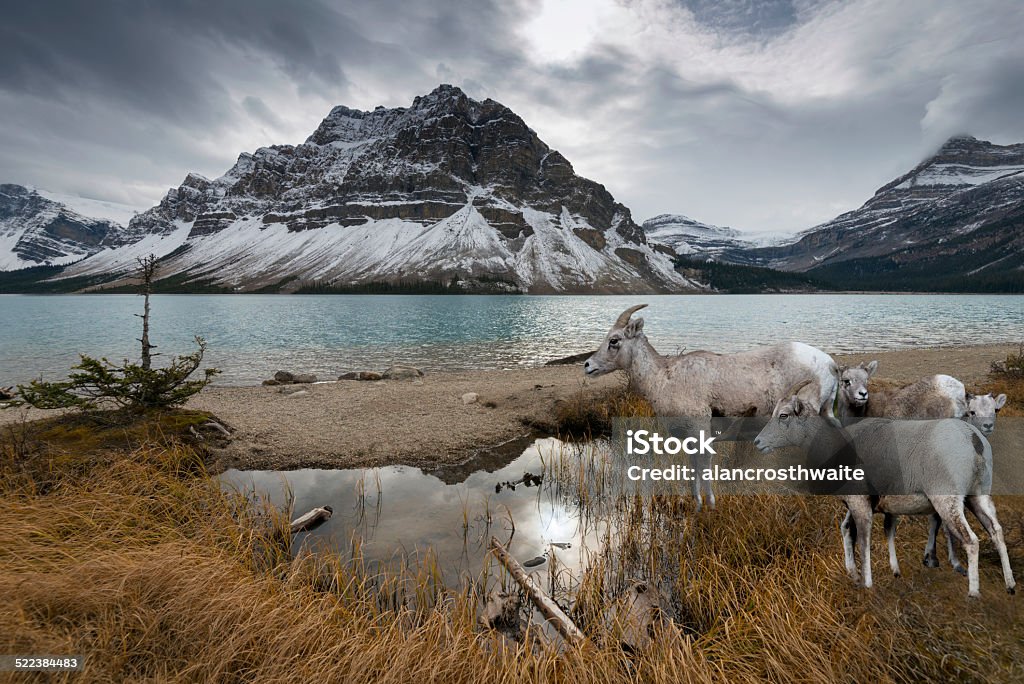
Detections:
185,342,1016,471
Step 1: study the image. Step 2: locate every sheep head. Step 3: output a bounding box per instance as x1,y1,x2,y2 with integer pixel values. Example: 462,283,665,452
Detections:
754,380,820,453
838,360,877,407
583,304,648,377
965,392,1006,435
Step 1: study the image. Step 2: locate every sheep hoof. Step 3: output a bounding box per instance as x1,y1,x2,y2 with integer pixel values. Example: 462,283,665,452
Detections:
923,556,940,569
968,591,980,600
893,572,901,579
1008,585,1016,595
954,566,968,577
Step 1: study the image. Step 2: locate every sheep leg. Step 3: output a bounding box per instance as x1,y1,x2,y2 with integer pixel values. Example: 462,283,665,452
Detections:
967,495,1016,594
884,513,900,578
855,507,874,589
841,509,859,581
922,513,942,568
690,463,703,512
933,495,980,598
944,522,967,577
844,499,873,588
697,453,715,511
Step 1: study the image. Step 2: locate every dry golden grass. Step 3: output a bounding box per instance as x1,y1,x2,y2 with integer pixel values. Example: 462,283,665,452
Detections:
1,411,1023,683
550,379,655,438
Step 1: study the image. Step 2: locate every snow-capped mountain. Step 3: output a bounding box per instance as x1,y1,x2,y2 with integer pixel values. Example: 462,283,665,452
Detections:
721,135,1024,290
0,184,133,271
49,85,697,293
642,214,792,258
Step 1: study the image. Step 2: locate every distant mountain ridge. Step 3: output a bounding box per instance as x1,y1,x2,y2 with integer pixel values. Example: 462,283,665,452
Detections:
0,184,129,271
714,135,1024,291
641,214,792,258
20,85,696,294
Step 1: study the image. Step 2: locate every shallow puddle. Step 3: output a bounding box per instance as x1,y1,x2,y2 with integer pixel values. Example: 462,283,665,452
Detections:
221,437,615,589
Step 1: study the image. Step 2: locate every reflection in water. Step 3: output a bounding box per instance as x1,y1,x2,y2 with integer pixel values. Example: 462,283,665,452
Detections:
221,438,614,590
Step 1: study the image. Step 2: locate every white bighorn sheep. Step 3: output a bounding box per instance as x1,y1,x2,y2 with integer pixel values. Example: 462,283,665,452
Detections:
923,390,1008,574
753,388,1016,598
965,392,1007,436
584,304,839,510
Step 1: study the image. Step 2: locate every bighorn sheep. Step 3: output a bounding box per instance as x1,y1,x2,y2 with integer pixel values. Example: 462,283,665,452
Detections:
584,304,839,510
753,388,1016,598
836,361,966,420
965,392,1006,436
838,361,1008,574
923,390,1007,574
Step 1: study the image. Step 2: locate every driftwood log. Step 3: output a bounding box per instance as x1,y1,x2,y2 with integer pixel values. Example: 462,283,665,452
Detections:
544,351,596,366
488,536,585,646
290,506,334,533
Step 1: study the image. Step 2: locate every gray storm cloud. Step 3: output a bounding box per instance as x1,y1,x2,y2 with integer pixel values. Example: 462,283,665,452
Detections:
0,0,1021,234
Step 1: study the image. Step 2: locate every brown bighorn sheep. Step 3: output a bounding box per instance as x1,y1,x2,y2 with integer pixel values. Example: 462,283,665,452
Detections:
584,304,839,510
836,361,966,420
754,388,1015,598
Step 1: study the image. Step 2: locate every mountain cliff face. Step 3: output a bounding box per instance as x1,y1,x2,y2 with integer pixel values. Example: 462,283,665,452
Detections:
723,136,1024,290
0,184,124,271
55,85,695,293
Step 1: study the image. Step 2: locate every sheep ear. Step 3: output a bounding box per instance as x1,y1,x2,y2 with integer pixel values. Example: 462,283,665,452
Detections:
994,394,1007,409
792,398,805,416
864,360,878,377
623,317,644,338
966,393,975,401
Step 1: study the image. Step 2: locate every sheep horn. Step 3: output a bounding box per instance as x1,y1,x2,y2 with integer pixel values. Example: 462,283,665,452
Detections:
614,304,649,329
784,379,814,398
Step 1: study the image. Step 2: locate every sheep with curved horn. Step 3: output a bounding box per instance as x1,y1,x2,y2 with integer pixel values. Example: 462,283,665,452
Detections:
584,304,839,510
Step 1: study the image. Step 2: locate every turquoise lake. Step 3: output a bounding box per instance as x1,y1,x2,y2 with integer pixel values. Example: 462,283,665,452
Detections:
1,294,1022,386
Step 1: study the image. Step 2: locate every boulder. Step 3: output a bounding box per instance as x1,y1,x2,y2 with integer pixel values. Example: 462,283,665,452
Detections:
338,371,383,381
274,370,295,383
382,364,424,380
461,392,479,405
293,373,318,384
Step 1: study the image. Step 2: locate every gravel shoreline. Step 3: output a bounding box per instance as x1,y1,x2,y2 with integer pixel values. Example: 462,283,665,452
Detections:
3,343,1016,472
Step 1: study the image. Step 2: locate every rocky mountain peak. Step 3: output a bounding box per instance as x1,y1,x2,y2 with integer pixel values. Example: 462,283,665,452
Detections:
45,85,691,293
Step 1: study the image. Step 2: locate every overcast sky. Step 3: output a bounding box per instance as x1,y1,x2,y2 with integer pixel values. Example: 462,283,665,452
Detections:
2,0,1022,235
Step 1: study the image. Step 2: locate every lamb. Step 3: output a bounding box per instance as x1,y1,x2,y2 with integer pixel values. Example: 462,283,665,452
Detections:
753,387,1015,598
584,304,839,510
965,392,1006,436
836,361,966,420
923,390,1007,573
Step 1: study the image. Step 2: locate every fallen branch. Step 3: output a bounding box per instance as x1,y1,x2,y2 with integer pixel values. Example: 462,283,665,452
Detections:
203,420,231,437
290,506,334,533
488,536,585,646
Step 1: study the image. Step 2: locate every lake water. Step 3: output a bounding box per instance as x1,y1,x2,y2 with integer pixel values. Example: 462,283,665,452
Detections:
1,293,1022,386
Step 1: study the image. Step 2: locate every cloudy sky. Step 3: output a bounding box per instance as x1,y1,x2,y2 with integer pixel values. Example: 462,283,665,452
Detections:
2,0,1022,235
